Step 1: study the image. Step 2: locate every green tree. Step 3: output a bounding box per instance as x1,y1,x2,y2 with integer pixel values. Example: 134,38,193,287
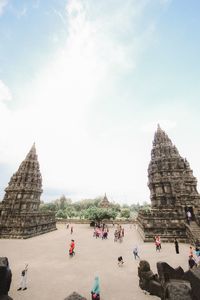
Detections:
55,195,72,210
39,202,57,212
122,204,129,209
120,208,131,219
55,209,67,218
73,198,101,211
84,207,117,222
140,201,151,212
65,206,76,218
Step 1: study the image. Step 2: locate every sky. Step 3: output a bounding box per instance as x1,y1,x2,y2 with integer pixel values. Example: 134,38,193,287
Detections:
0,0,200,204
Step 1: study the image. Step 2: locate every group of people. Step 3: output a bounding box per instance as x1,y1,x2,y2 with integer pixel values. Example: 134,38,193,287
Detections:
66,223,74,234
93,226,109,239
114,225,124,242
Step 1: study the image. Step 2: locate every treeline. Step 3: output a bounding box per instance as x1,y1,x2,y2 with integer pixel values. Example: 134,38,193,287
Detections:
40,195,151,221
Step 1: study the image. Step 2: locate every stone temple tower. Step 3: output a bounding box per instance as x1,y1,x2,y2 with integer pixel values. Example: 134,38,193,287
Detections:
99,193,110,208
137,125,200,243
0,144,56,239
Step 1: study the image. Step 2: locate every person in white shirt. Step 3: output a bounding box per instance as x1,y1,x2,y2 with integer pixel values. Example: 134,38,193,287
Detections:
17,264,28,291
186,210,192,225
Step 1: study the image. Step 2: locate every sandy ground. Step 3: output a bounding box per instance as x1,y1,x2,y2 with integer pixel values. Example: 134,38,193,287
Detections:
0,224,191,300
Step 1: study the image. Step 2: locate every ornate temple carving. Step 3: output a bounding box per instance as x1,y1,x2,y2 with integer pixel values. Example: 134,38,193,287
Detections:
137,125,200,242
0,144,56,239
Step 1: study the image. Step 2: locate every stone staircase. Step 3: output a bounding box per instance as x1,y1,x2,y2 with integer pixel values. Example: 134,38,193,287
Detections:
186,221,200,245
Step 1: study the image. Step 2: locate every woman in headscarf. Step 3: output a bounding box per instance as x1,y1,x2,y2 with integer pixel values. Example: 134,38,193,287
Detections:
91,276,100,300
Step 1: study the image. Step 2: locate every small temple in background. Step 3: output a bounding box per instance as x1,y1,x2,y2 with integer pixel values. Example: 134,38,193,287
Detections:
99,193,111,208
137,125,200,243
0,144,56,239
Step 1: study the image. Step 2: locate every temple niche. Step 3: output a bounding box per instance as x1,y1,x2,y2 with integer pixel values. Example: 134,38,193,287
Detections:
0,144,56,239
137,125,200,243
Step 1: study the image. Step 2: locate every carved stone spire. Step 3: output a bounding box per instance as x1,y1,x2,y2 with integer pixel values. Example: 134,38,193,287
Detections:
2,143,42,212
138,126,200,243
148,126,199,208
99,193,110,208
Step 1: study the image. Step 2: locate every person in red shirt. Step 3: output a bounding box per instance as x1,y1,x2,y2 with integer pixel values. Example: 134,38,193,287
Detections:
69,239,75,257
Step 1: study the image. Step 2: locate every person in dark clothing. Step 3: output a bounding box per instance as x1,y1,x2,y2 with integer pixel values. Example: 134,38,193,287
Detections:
117,256,124,266
188,256,196,269
174,238,179,254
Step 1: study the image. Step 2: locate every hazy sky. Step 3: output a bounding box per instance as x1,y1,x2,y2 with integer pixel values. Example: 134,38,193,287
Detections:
0,0,200,204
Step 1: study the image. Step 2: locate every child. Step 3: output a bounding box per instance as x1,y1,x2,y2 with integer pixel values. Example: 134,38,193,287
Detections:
118,256,124,266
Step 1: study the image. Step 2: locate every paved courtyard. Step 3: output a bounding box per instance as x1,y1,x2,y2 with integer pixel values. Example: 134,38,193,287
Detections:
0,224,190,300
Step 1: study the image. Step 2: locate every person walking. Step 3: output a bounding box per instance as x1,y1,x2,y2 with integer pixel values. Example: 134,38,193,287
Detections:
69,239,75,257
17,264,28,291
195,247,200,266
133,245,140,260
189,246,194,257
117,256,124,266
155,236,161,251
91,276,100,300
70,226,73,234
188,256,196,269
174,238,179,254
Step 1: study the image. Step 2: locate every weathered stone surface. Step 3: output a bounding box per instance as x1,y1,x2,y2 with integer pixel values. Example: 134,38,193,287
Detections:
138,260,162,297
138,261,195,300
0,144,56,239
137,125,200,243
157,262,184,283
64,291,88,300
164,280,192,300
0,257,12,300
183,267,200,300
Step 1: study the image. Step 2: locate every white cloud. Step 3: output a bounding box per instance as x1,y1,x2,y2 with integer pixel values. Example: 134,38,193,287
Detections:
17,6,27,18
0,0,8,15
159,0,172,5
32,0,40,9
0,0,172,203
0,80,12,102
